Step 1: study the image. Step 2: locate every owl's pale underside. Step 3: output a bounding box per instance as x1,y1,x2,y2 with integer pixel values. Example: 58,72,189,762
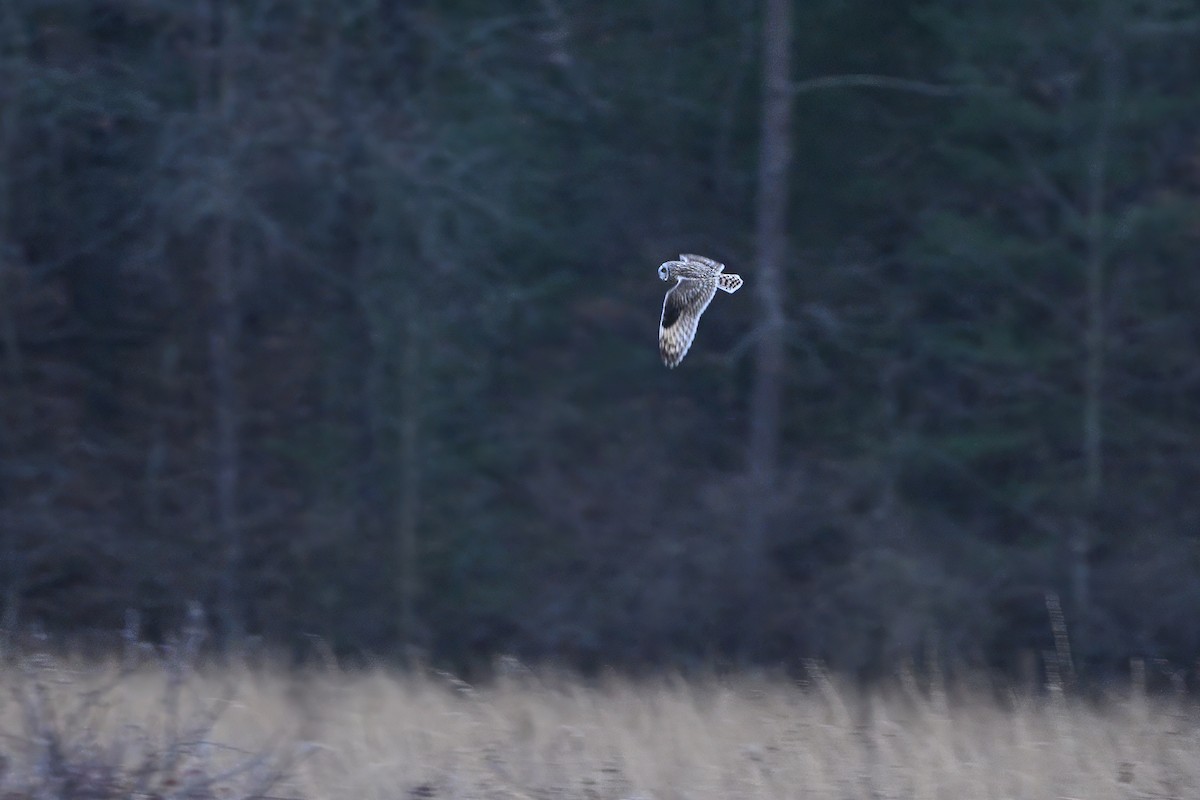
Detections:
658,254,743,368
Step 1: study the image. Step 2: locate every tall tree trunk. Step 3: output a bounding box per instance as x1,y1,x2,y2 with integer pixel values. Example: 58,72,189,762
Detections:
210,216,242,645
746,0,793,564
207,0,243,645
0,0,28,635
1077,1,1119,622
397,291,421,649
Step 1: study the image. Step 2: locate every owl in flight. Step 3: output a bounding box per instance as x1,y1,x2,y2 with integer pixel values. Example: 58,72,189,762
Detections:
658,254,743,368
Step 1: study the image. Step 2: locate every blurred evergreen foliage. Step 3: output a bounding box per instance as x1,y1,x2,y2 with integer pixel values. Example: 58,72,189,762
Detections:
1,0,1199,677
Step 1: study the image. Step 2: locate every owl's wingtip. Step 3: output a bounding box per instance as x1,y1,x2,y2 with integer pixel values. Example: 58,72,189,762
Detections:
717,273,744,293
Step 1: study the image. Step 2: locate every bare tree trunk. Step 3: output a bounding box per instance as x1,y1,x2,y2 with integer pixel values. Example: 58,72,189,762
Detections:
207,0,243,645
0,1,28,635
143,343,179,529
209,220,242,645
746,0,793,562
0,0,22,376
397,291,421,649
1076,1,1119,621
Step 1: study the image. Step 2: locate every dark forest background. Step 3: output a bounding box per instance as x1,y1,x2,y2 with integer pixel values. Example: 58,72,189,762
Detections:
2,0,1200,678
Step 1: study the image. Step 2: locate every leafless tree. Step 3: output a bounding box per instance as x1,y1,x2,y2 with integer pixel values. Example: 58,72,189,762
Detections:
746,0,793,575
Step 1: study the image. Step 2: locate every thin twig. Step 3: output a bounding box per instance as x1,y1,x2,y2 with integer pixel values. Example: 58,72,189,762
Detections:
791,73,979,97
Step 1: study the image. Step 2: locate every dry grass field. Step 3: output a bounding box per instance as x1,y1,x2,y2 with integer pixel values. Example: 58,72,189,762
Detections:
0,649,1195,800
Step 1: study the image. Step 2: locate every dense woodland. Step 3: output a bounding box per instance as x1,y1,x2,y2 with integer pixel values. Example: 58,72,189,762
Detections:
1,0,1200,678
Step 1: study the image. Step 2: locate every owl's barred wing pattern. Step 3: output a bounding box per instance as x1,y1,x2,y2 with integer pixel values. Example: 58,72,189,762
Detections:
659,279,718,368
716,272,743,293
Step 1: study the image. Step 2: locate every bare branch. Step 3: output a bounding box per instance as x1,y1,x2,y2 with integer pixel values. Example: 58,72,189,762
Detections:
791,73,974,97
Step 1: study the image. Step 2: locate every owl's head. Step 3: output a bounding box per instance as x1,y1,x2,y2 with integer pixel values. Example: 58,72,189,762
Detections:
658,262,674,281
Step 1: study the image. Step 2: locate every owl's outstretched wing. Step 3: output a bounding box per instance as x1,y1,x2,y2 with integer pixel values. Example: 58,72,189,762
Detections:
679,254,725,272
659,278,719,368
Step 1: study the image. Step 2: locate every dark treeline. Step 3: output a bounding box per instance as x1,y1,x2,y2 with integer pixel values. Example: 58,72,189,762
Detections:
2,0,1199,678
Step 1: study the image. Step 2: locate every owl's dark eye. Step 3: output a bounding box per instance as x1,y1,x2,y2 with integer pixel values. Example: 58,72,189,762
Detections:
658,265,670,279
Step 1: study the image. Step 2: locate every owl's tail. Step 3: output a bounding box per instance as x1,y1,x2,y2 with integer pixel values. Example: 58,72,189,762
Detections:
717,273,743,293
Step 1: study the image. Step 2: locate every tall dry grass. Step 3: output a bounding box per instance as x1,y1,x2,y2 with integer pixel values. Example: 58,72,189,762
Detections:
0,648,1194,800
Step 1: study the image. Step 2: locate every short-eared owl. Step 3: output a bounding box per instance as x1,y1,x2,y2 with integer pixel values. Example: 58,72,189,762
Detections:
658,254,743,368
